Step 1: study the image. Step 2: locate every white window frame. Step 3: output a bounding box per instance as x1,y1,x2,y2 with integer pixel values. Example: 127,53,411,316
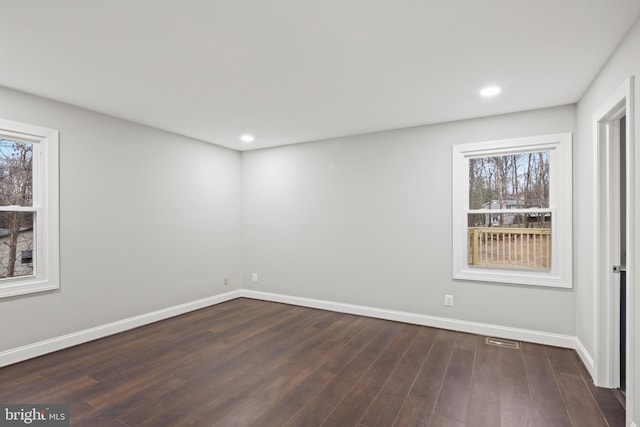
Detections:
0,118,59,298
452,132,572,288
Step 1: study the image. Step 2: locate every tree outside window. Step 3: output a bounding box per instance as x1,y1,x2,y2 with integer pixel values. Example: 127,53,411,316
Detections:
0,139,34,279
467,152,551,270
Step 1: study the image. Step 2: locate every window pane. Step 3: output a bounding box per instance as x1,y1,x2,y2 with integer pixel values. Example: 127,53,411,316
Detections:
0,211,34,278
469,152,549,210
0,138,33,207
467,212,551,270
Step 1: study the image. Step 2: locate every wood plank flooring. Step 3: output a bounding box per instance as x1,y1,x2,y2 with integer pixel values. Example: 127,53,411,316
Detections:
0,298,625,426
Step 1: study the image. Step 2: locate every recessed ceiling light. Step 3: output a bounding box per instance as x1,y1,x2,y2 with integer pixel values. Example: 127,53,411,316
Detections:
240,134,255,143
480,86,501,97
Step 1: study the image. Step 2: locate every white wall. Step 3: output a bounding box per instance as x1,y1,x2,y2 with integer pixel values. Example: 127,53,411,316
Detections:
0,86,243,352
576,16,640,426
242,105,576,335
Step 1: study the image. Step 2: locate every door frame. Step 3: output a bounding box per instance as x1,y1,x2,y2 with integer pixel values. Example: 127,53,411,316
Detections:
593,77,634,418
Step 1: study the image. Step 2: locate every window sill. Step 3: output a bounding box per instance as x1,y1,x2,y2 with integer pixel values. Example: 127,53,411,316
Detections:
453,267,572,288
0,279,59,299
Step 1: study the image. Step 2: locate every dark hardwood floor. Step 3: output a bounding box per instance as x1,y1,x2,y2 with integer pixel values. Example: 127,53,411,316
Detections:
0,298,625,426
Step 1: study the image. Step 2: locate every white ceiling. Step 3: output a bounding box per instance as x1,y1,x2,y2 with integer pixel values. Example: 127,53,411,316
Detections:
1,1,639,151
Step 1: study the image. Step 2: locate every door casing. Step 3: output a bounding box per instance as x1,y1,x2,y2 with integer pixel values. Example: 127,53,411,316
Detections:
593,77,634,424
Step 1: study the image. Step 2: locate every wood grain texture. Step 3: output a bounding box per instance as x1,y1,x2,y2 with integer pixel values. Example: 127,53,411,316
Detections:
0,298,625,426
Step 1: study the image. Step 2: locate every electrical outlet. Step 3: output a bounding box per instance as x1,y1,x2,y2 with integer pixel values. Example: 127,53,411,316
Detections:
251,273,258,282
223,275,228,286
444,294,454,307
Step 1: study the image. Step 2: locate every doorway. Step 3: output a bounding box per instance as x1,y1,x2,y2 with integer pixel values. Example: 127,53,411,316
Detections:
593,77,634,402
618,114,626,393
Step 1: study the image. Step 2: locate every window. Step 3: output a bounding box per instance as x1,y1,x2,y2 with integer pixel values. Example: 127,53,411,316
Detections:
0,118,59,298
452,133,572,288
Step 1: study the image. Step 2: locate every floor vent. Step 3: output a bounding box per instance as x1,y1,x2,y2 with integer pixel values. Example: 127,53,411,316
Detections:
485,337,520,349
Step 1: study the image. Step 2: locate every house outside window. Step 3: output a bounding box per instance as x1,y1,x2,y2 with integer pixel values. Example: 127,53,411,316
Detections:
452,133,572,288
0,118,59,298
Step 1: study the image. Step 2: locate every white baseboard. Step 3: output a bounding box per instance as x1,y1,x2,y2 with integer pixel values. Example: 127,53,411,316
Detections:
0,288,590,370
574,338,596,380
0,290,243,368
242,290,579,349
